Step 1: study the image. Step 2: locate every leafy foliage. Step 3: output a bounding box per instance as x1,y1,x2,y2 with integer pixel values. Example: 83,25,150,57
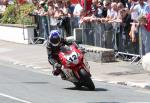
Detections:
0,4,16,24
16,3,34,25
0,1,35,25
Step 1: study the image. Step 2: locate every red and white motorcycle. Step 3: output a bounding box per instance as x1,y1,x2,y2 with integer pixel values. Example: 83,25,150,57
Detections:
57,43,95,90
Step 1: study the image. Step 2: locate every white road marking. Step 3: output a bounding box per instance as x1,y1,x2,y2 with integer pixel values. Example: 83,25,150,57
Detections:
129,102,150,103
0,93,32,103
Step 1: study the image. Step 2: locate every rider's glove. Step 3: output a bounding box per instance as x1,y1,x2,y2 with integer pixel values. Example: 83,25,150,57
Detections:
52,63,62,76
54,63,62,69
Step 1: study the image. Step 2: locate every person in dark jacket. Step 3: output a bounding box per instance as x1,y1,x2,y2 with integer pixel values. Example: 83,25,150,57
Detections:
46,30,74,79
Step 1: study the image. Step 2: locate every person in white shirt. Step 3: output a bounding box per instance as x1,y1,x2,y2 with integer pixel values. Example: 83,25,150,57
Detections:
130,0,150,55
110,2,118,20
131,0,150,20
73,2,83,27
103,0,111,20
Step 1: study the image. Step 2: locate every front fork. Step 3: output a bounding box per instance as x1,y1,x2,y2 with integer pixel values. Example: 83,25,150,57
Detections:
73,61,91,80
62,59,91,82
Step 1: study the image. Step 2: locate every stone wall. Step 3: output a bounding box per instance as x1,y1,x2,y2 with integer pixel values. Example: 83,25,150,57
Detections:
80,44,115,63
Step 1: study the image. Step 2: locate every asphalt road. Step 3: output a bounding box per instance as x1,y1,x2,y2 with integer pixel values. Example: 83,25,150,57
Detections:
0,60,150,103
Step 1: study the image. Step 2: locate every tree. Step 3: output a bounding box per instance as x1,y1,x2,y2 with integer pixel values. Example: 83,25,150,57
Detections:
0,0,34,25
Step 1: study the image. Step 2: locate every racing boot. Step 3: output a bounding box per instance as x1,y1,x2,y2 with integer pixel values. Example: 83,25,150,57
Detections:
60,71,67,80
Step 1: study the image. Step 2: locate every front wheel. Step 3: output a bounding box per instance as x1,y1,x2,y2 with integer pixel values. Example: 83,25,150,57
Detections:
73,82,82,88
79,69,95,91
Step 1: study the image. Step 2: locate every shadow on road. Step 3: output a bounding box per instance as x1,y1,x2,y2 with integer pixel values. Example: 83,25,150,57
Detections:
64,87,108,91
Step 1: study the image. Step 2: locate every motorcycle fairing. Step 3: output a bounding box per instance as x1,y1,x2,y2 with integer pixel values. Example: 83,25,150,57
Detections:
62,67,78,82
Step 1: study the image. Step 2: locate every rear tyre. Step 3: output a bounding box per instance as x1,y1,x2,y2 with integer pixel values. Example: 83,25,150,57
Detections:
79,69,95,91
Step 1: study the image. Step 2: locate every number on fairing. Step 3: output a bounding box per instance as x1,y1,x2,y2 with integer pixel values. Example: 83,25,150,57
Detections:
69,55,77,62
67,52,78,63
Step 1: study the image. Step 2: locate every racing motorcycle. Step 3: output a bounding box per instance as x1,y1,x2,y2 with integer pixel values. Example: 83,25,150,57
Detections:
56,43,95,90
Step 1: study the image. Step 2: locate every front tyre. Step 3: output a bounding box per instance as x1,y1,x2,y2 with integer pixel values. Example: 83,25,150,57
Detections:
79,69,95,91
73,82,82,88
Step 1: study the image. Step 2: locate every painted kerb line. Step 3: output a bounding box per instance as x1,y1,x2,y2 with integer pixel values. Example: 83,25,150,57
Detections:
0,93,32,103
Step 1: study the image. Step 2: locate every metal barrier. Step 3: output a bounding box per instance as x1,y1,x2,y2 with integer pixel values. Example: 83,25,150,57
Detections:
31,15,150,63
32,15,73,44
49,16,74,38
80,22,114,49
33,15,49,44
79,21,142,63
31,15,78,44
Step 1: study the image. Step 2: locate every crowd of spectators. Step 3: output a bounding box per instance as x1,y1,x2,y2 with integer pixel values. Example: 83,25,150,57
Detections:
1,0,149,55
29,0,150,55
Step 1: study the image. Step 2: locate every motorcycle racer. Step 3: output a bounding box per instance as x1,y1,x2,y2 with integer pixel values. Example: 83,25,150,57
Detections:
46,30,75,79
46,30,95,90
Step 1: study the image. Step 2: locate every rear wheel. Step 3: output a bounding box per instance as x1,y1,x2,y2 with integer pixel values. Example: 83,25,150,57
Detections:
79,69,95,91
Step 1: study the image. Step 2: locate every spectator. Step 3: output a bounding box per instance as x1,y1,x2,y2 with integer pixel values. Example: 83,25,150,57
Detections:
96,0,104,17
120,8,132,38
81,0,92,15
38,0,49,42
103,1,118,21
58,9,72,37
119,8,137,53
121,0,128,7
130,0,150,55
128,0,138,44
56,0,64,10
129,0,138,22
48,0,58,31
91,6,98,17
73,1,83,17
110,2,118,20
91,0,98,10
62,1,68,16
116,2,125,19
103,0,112,20
127,0,138,8
100,0,108,17
117,2,124,10
65,1,75,35
79,9,91,25
91,0,99,17
139,13,150,55
130,0,150,18
66,0,75,15
73,1,83,28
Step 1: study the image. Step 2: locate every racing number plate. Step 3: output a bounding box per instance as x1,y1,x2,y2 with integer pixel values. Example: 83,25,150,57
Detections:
66,52,79,64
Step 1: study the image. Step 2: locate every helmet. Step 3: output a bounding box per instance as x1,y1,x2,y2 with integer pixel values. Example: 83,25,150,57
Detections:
48,30,61,46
